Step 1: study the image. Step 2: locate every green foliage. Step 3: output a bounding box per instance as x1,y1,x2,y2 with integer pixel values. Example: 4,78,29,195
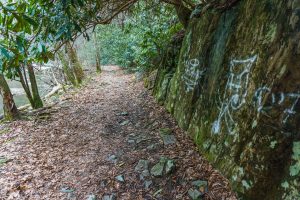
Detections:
0,0,183,77
96,25,131,66
0,0,183,116
97,2,182,71
0,0,53,78
0,0,104,77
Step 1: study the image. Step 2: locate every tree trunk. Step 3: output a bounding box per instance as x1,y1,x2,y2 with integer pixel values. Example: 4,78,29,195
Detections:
174,3,192,29
0,74,19,120
65,42,84,84
95,53,101,73
93,32,102,73
16,66,34,106
58,51,78,86
27,64,43,109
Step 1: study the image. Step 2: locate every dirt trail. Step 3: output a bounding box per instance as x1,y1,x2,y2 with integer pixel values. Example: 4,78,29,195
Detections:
0,66,236,200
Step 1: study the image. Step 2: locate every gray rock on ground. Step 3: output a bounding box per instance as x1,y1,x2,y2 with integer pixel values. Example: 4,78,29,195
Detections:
144,180,153,189
87,194,97,200
192,180,208,193
135,159,150,172
161,134,177,145
102,193,116,200
115,175,125,182
150,161,165,177
150,157,176,177
165,159,175,174
188,189,202,200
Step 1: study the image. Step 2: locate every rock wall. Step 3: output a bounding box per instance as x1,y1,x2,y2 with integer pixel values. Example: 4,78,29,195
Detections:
153,1,300,199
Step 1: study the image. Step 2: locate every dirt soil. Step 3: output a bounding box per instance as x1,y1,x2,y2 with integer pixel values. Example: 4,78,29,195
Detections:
0,66,237,200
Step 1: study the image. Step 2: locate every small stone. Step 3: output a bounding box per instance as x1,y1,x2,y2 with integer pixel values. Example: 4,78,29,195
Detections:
135,160,149,172
127,139,135,144
135,71,144,81
139,174,145,181
128,133,135,137
152,121,159,128
188,189,202,200
61,187,75,193
115,175,125,182
120,120,129,126
141,169,150,177
139,169,151,180
107,155,117,163
192,180,208,193
165,159,175,174
144,180,153,189
87,194,97,200
120,112,129,116
192,180,206,187
102,194,116,200
150,161,165,177
162,134,177,145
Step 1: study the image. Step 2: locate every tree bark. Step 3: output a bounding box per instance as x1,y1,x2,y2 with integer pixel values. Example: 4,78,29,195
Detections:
174,2,192,29
93,32,102,73
58,51,77,86
65,42,84,84
16,66,34,107
0,74,19,120
27,64,43,109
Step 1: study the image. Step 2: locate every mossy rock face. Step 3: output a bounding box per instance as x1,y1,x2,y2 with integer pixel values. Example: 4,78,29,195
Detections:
153,0,300,199
144,69,158,90
152,34,184,110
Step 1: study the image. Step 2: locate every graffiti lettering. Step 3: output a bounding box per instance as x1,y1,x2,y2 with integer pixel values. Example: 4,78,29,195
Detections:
254,87,300,124
212,55,257,134
182,59,206,92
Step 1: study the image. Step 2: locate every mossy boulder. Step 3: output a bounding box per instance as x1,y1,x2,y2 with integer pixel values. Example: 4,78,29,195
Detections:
153,0,300,199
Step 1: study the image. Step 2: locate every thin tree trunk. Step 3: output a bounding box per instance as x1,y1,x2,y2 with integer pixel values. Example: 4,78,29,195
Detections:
65,42,84,84
0,74,19,120
23,65,30,94
93,32,102,73
58,51,77,86
16,66,34,106
95,49,101,73
50,66,60,86
174,3,192,29
27,64,43,109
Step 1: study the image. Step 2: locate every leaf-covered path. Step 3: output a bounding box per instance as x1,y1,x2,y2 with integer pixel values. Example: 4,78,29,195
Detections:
0,66,236,200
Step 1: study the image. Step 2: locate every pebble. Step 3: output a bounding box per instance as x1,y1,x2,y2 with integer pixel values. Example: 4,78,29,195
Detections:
188,188,202,200
135,160,149,172
102,194,116,200
115,175,125,182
